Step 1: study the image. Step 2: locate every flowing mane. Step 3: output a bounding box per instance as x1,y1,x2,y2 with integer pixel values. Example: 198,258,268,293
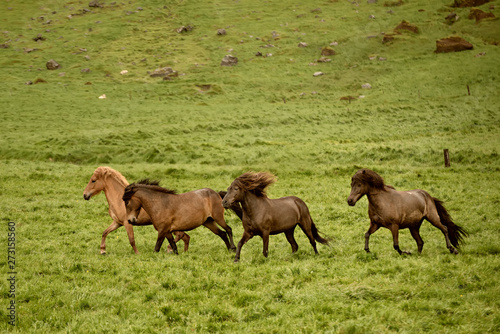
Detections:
353,169,386,190
93,166,129,187
123,181,177,203
233,172,276,197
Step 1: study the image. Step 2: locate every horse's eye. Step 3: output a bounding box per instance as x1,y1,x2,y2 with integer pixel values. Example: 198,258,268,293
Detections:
91,180,96,183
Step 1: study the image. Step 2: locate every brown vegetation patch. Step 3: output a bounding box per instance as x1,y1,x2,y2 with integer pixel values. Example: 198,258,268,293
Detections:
435,36,473,53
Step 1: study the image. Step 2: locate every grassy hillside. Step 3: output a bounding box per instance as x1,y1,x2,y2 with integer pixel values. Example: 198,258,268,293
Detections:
0,0,499,333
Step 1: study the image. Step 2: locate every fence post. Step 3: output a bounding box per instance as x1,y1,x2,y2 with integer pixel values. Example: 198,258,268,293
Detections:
444,149,450,167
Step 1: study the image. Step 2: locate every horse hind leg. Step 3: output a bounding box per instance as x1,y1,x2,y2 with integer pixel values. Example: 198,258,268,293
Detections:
298,224,318,254
426,212,458,254
166,231,191,253
203,220,232,251
212,212,236,251
284,228,299,253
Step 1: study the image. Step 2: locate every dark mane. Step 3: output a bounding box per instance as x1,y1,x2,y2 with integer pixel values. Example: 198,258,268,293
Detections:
353,169,386,190
122,181,177,203
233,172,276,197
137,179,160,186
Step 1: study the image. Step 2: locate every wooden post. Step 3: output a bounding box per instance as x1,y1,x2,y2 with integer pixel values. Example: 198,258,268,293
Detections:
444,149,450,167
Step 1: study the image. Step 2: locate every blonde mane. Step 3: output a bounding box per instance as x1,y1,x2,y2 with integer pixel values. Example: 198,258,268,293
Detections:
93,166,129,187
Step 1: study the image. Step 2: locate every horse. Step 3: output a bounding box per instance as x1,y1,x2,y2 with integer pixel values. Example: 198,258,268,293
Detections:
347,168,468,255
83,167,190,254
221,172,329,263
122,181,236,254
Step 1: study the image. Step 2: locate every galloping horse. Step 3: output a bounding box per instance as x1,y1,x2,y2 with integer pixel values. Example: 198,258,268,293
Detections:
347,169,468,255
222,172,329,262
123,181,236,254
83,167,190,254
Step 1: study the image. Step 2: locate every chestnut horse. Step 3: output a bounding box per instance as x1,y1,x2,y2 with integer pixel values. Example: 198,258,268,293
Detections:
222,172,329,262
123,181,236,254
83,167,190,254
347,169,468,255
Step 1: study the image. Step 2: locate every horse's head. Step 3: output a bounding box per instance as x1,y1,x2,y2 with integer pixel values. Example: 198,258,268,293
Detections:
347,169,384,206
83,167,108,200
221,182,244,209
122,185,142,224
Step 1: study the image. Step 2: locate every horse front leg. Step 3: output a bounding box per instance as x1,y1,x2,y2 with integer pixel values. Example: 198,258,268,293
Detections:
262,230,270,258
100,221,121,255
234,231,253,263
364,221,380,253
123,221,139,254
165,232,178,255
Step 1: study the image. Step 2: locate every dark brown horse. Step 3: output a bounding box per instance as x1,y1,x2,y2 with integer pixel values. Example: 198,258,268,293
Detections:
347,169,468,255
123,181,236,254
83,167,190,254
222,172,329,262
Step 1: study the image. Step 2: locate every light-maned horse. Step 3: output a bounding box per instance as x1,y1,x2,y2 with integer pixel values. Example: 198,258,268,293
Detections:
347,169,468,255
123,181,236,254
222,172,329,262
83,167,190,254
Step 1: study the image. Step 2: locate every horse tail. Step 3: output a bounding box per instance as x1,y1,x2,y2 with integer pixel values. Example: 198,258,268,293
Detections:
433,198,468,249
311,220,330,246
218,191,243,220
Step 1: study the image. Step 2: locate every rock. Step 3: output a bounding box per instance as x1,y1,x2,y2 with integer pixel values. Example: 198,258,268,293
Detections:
89,1,104,8
445,12,460,25
435,36,473,53
394,20,419,33
84,55,91,60
221,55,238,66
255,51,263,56
149,67,178,78
313,72,324,77
177,25,193,33
46,59,61,70
33,34,46,42
81,68,91,73
298,42,308,47
468,8,495,22
217,29,226,35
453,0,490,7
24,48,37,53
120,70,128,75
384,0,404,6
25,81,33,85
321,47,336,56
311,8,322,13
0,44,9,48
362,83,372,89
98,94,106,99
317,57,331,63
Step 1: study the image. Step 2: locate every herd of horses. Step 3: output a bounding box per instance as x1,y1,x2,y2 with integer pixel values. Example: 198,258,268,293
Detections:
83,166,468,262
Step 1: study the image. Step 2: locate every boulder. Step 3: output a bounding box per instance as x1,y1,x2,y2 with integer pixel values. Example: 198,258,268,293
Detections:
217,29,226,35
221,55,238,66
435,36,473,53
46,59,61,70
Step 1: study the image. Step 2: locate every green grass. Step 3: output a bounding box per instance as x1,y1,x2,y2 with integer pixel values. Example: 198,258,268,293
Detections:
0,0,499,332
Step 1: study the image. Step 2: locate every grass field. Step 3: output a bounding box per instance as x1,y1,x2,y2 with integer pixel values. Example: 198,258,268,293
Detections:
1,0,500,332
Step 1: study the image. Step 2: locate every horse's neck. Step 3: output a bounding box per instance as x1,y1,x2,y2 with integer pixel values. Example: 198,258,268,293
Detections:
240,192,265,219
103,177,127,218
366,187,391,209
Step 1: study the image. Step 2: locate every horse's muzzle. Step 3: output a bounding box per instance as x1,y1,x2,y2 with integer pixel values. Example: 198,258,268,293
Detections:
83,193,91,200
128,218,137,224
221,200,230,209
347,198,356,206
